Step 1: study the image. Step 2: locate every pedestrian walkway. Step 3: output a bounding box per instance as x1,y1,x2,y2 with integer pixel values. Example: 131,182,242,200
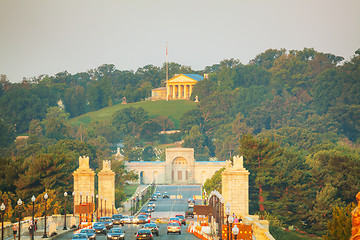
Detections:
122,185,150,215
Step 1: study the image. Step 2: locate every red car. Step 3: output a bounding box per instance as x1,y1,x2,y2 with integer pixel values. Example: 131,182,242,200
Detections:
169,217,181,226
175,214,186,225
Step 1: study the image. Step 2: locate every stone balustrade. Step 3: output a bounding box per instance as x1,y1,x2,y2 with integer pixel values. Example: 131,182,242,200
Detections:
0,215,79,240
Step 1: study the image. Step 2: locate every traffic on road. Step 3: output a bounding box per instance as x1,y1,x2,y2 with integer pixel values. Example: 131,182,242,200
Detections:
56,185,201,240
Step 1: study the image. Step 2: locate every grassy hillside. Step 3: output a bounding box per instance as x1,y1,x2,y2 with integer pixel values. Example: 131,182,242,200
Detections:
69,100,197,129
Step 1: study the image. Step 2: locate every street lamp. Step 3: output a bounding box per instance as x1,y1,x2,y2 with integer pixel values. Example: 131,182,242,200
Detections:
232,224,239,240
104,198,107,217
80,192,82,204
100,197,103,218
91,194,94,222
96,195,99,221
228,215,234,240
17,199,22,240
112,202,114,216
1,203,5,240
72,192,75,217
31,196,36,240
42,193,48,238
225,202,231,240
63,192,68,230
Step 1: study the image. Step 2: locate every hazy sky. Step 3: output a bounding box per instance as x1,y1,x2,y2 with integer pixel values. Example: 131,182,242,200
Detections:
1,0,359,82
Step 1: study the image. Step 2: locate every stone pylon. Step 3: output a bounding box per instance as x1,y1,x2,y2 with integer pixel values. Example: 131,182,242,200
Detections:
73,156,95,206
221,155,250,218
98,160,116,217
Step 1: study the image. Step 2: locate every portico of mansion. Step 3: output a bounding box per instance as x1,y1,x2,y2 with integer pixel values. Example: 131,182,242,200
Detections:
151,74,206,100
125,148,226,185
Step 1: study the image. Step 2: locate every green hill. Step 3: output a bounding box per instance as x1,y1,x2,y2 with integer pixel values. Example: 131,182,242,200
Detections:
69,100,197,129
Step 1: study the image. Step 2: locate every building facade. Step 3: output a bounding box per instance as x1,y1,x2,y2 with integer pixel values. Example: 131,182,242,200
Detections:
126,147,226,185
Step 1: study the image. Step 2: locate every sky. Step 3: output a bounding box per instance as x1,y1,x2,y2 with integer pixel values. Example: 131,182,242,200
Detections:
1,0,359,83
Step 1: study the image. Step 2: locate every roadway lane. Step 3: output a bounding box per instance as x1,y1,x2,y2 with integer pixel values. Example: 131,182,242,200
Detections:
54,185,201,240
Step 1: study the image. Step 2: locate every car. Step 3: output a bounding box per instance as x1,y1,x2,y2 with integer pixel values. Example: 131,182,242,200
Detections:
139,212,151,221
120,215,131,224
111,214,123,225
155,191,160,197
135,228,153,240
126,216,135,224
148,202,155,208
149,196,156,201
80,229,96,240
144,223,159,236
169,217,181,226
99,217,113,229
92,222,107,234
135,215,149,224
167,222,181,235
147,206,154,212
162,192,169,198
106,228,125,240
188,201,195,207
185,207,194,218
72,233,89,240
188,198,195,203
175,214,186,225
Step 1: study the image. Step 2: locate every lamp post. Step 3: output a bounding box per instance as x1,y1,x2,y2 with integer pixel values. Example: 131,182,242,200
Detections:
100,197,103,218
31,196,36,240
130,198,133,216
85,192,88,204
112,202,114,216
232,224,239,240
1,203,5,240
225,202,231,240
42,193,48,238
96,195,99,221
228,215,234,240
63,192,67,230
91,194,94,222
104,198,107,217
80,192,82,204
72,192,75,217
17,199,22,240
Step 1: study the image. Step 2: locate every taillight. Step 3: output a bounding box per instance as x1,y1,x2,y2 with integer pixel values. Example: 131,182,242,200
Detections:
150,233,153,237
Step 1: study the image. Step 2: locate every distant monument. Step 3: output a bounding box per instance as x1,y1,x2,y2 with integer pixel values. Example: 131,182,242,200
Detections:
221,155,249,218
194,95,199,102
351,192,360,240
98,160,116,217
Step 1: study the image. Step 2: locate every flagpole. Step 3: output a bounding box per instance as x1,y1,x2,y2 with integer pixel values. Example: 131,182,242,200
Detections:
166,41,169,101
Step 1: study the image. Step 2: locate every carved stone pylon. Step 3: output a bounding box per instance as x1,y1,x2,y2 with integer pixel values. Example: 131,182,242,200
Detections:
221,155,250,218
73,156,95,206
98,160,116,217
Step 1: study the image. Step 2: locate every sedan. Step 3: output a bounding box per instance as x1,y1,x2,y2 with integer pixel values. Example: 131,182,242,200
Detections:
175,214,186,225
135,229,153,240
111,214,123,225
169,217,181,226
167,222,181,235
162,192,169,198
135,215,149,224
144,223,159,236
80,229,96,240
92,222,107,235
148,202,155,208
106,228,125,240
99,217,113,229
72,233,89,240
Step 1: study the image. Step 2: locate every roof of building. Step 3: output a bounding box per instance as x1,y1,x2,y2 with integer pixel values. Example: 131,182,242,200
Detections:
183,74,204,81
152,87,166,91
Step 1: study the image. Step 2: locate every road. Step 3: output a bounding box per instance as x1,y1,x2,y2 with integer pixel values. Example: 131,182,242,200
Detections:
55,185,201,240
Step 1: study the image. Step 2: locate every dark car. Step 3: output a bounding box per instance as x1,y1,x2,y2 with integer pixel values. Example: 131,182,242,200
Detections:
167,222,181,235
136,215,149,224
135,229,153,240
155,191,160,197
147,206,154,212
80,229,96,240
92,222,107,234
185,207,194,218
149,196,156,201
111,214,123,225
144,223,159,236
175,214,186,225
106,228,125,240
99,217,113,229
148,202,155,208
162,192,169,198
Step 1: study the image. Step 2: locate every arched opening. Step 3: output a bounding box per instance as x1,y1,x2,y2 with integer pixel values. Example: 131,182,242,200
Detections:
172,157,188,184
139,171,144,185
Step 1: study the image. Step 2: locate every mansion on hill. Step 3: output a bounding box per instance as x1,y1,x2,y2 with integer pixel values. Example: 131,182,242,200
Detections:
151,73,207,100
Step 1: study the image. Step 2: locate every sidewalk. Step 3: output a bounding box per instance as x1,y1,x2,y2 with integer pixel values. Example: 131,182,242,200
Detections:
20,227,75,240
122,185,150,215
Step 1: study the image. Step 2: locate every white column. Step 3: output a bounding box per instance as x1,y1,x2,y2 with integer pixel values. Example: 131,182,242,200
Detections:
178,85,181,99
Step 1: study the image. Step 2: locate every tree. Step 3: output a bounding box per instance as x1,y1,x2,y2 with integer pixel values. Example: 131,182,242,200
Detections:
182,125,210,156
140,119,161,144
42,107,70,140
203,167,225,194
323,203,354,240
155,116,174,132
0,118,15,148
112,107,149,138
